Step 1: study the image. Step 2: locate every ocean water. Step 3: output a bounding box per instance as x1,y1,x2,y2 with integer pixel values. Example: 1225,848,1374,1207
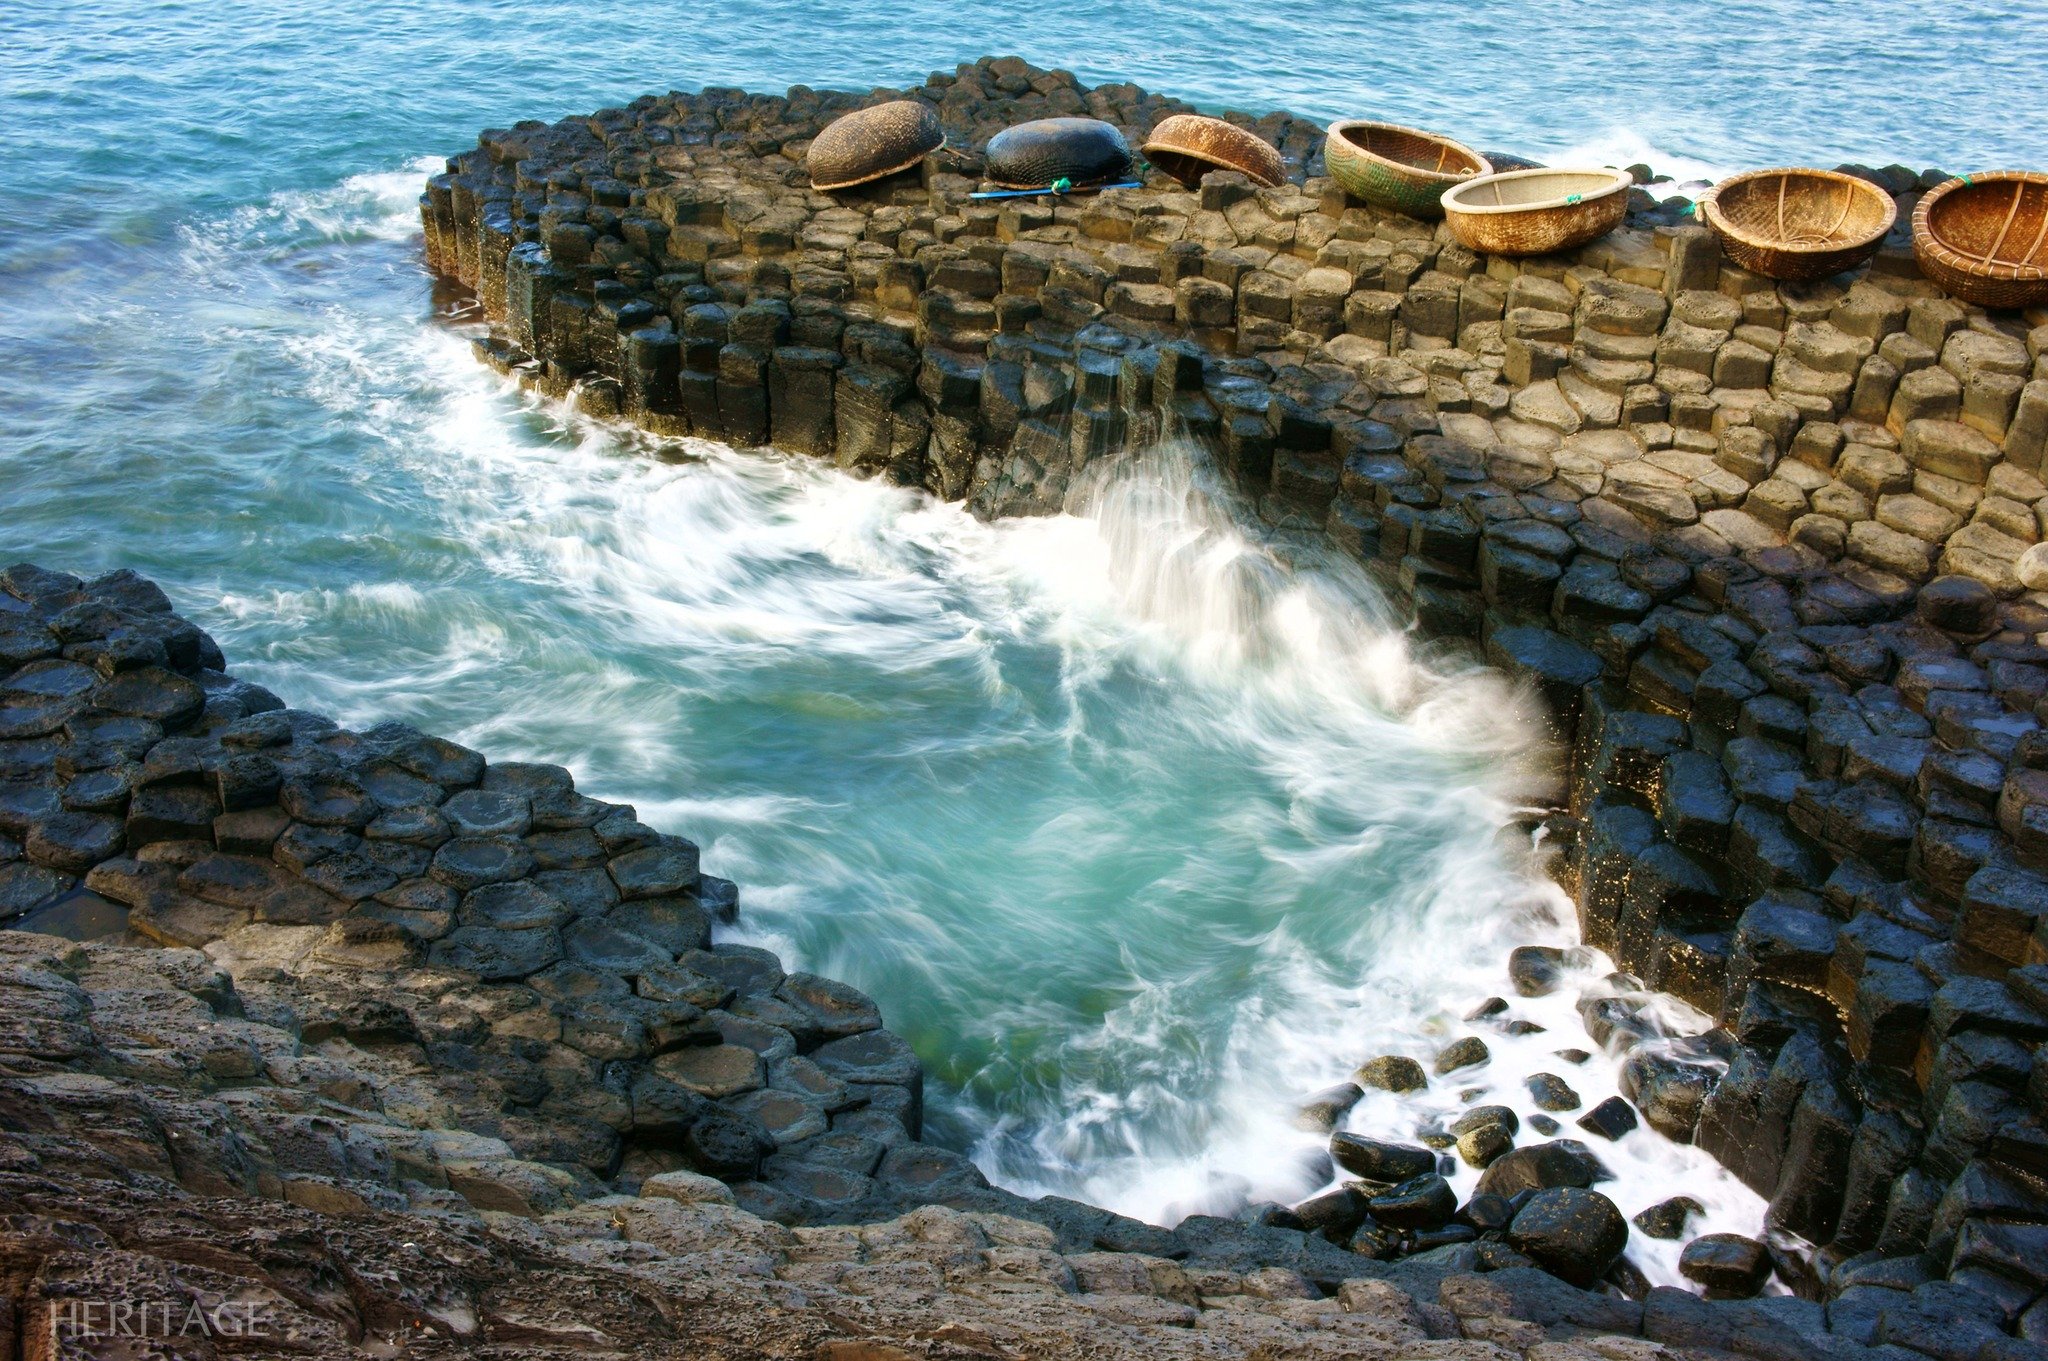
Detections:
7,0,2041,1286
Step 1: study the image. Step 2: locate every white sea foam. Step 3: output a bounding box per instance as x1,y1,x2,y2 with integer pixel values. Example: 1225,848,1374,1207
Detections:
201,158,1766,1292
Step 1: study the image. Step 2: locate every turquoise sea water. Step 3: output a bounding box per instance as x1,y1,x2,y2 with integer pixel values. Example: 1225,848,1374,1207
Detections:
5,0,2040,1271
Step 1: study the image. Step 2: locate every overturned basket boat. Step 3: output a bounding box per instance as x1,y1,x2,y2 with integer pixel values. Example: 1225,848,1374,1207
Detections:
1698,167,1896,282
984,117,1132,190
808,100,945,191
1442,166,1633,256
1142,114,1284,189
1912,171,2048,309
1322,120,1490,219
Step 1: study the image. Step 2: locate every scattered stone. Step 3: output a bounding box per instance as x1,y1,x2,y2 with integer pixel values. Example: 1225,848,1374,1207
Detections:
1507,1187,1629,1287
1328,1133,1436,1183
1576,1096,1638,1141
1678,1232,1773,1297
1354,1055,1426,1092
1525,1073,1581,1112
1433,1036,1490,1075
1632,1195,1703,1239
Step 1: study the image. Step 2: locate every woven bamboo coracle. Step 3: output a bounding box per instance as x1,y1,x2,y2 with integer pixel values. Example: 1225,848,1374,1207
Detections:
1322,120,1490,219
1912,171,2048,309
984,117,1132,190
1698,168,1897,282
1441,167,1633,256
1142,114,1284,189
807,101,945,191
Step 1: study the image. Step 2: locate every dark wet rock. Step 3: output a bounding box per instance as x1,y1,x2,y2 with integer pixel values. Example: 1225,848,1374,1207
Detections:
1368,1173,1456,1229
431,835,537,889
1291,1185,1368,1239
1354,1054,1426,1092
681,1106,774,1179
608,839,701,899
682,943,784,997
1633,1195,1702,1239
1918,574,1998,637
461,879,571,930
91,667,204,726
1507,1187,1629,1287
1433,1036,1490,1075
777,972,881,1040
1576,1095,1639,1141
440,788,532,838
562,915,672,973
280,772,378,829
1474,1140,1604,1197
1525,1073,1581,1112
1459,1191,1516,1234
1508,944,1590,997
24,810,124,873
1329,1133,1435,1183
1465,996,1509,1021
810,1028,922,1092
1618,1050,1717,1143
1678,1232,1772,1298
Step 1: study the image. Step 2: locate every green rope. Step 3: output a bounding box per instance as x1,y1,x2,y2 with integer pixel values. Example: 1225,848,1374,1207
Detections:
1960,172,1974,186
1052,176,1072,194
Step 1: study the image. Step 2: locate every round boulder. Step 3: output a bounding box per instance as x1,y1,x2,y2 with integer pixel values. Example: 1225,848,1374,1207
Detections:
1474,1139,1603,1198
1918,573,1999,636
1507,1187,1629,1286
2019,542,2048,594
1354,1055,1427,1092
1434,1036,1490,1075
1679,1232,1772,1297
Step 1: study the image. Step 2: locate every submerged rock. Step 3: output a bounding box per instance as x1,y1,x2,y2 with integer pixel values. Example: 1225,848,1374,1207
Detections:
1633,1195,1703,1239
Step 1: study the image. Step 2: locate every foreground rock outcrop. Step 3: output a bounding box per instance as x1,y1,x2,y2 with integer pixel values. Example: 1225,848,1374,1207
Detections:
418,53,2048,1343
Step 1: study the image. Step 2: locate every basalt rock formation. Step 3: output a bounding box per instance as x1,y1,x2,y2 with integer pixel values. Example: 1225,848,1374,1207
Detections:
417,53,2048,1351
1,563,1907,1358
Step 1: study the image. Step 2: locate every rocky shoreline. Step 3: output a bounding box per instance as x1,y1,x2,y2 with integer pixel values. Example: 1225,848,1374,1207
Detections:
409,53,2048,1355
1,562,1843,1359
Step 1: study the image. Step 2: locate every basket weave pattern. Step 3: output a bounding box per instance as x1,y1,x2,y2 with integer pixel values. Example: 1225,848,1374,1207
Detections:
1142,114,1284,189
807,101,944,191
1442,168,1632,257
1700,167,1897,282
1323,121,1489,220
1912,171,2048,310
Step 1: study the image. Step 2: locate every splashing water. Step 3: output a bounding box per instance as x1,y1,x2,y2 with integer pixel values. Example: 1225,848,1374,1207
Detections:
0,5,1850,1292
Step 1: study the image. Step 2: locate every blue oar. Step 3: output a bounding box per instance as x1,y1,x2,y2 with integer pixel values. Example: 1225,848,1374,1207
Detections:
968,177,1145,200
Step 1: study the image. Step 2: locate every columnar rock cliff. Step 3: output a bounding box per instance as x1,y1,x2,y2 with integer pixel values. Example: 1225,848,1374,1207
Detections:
415,54,2048,1350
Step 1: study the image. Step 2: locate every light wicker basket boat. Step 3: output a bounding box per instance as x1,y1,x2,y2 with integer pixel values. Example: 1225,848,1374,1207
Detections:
1441,167,1633,256
1322,120,1490,219
1142,114,1284,188
1698,167,1897,282
1912,171,2048,309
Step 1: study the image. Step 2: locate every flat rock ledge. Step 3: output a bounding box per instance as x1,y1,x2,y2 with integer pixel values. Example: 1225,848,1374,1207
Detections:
2,561,1899,1360
419,53,2048,1352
